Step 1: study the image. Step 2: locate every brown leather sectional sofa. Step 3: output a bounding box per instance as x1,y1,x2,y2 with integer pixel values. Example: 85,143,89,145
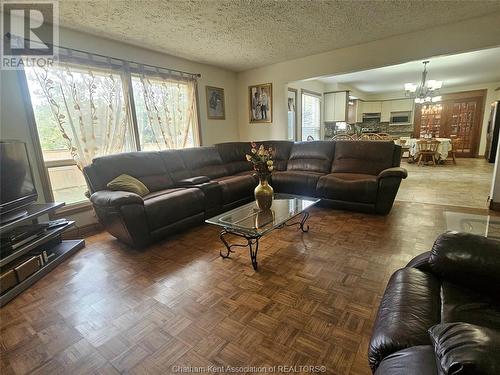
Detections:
369,232,500,374
83,140,407,247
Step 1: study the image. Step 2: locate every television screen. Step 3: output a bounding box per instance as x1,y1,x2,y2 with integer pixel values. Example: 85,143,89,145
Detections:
0,141,37,213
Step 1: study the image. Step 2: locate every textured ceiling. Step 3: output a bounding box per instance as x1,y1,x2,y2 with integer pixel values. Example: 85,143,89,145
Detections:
58,0,500,72
318,47,500,93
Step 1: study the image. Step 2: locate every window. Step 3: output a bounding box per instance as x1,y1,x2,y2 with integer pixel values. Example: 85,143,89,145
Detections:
24,58,200,206
25,64,135,204
131,75,198,150
301,92,321,141
287,89,297,141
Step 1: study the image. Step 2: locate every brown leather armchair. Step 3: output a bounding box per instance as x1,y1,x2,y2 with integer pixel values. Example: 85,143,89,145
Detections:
369,232,500,374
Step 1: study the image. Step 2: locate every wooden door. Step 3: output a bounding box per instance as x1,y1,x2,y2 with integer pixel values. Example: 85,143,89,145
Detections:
444,99,480,157
414,90,486,157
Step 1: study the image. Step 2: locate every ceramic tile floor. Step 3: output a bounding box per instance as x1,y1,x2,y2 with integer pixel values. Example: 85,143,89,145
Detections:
396,157,494,209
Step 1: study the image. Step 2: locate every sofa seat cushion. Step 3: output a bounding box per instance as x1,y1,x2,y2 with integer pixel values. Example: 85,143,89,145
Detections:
374,346,437,375
144,188,205,230
440,281,500,331
271,171,324,197
317,173,378,204
212,175,256,205
369,268,441,372
234,170,257,179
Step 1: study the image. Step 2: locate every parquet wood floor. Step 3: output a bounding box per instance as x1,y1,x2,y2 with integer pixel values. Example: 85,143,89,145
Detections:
1,202,497,375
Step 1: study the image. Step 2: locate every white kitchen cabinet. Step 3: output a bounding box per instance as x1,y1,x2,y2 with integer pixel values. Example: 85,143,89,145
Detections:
356,100,364,122
324,91,347,122
391,99,413,112
362,101,382,114
381,101,392,122
324,93,335,122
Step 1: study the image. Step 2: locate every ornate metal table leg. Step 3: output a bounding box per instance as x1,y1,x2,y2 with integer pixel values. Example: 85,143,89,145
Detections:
219,230,261,271
299,211,310,233
248,237,260,271
219,229,247,258
280,210,311,232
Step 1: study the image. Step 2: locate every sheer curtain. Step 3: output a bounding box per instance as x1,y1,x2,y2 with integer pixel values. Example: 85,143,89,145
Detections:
26,61,135,169
133,71,199,150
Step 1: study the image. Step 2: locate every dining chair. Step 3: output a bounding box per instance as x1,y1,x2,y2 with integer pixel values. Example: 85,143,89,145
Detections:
377,133,394,141
359,133,383,140
447,137,460,165
332,134,354,140
399,138,411,158
416,139,440,166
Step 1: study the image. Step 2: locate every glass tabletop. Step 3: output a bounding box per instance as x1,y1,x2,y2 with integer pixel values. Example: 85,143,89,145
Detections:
206,194,320,236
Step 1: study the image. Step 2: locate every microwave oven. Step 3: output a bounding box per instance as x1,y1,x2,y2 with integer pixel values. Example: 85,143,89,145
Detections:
390,111,412,125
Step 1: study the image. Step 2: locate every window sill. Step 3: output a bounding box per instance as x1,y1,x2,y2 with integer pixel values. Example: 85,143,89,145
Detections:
52,200,93,218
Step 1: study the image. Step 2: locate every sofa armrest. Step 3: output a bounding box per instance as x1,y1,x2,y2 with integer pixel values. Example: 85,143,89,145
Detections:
90,190,143,207
378,167,408,179
175,176,211,186
429,231,500,296
429,323,500,375
406,251,432,273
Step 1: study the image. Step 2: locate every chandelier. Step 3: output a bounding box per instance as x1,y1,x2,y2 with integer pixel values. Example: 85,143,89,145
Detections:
404,61,443,104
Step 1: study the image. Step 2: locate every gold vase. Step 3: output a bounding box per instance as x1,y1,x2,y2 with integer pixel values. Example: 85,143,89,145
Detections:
254,177,273,210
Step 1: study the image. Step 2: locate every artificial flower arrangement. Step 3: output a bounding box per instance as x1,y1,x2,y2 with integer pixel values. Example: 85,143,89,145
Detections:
245,142,274,179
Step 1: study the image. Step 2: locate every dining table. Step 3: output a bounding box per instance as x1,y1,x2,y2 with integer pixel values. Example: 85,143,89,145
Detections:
397,137,452,161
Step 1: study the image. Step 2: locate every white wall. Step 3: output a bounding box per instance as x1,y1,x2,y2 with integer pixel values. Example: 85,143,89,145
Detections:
236,12,500,141
0,26,240,226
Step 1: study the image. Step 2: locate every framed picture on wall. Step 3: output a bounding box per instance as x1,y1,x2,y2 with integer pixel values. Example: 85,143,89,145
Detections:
206,86,225,120
249,83,272,123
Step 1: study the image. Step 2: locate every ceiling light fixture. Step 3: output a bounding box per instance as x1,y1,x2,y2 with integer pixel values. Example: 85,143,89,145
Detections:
404,61,443,104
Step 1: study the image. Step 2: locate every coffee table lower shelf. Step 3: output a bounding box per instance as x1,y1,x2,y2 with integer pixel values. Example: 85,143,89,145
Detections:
218,210,310,271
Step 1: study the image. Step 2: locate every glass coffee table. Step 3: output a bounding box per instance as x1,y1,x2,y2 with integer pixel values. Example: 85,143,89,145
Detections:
206,194,320,270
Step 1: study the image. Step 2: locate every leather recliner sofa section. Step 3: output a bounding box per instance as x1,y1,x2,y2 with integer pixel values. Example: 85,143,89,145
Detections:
368,232,500,375
83,140,407,247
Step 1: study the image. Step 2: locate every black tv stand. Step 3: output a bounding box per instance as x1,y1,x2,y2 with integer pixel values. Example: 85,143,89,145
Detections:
0,209,28,225
0,202,84,306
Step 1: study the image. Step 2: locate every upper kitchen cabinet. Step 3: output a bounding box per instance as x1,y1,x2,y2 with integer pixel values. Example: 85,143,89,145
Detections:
381,101,392,122
355,100,364,123
362,101,382,114
380,99,414,122
391,99,413,112
324,91,348,122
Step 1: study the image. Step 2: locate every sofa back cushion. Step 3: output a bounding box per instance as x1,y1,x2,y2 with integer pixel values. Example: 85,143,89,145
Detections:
287,141,335,173
332,141,397,175
89,151,173,192
179,146,228,179
260,140,293,171
158,150,191,182
214,142,253,175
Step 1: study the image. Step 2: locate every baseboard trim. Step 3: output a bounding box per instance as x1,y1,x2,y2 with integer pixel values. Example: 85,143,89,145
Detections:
62,222,102,239
489,200,500,211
